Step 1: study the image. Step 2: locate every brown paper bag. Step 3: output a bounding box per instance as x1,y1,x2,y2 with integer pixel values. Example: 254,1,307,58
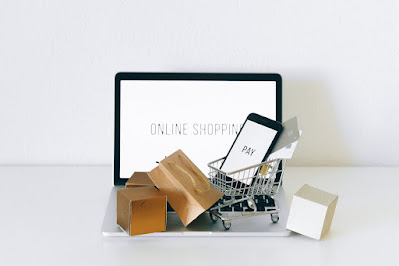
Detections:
148,149,223,227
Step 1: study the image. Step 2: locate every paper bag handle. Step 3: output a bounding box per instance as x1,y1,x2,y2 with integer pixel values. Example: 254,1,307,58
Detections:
168,158,210,194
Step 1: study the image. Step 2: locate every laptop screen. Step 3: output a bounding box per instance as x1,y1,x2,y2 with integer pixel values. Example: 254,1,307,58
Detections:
117,75,280,182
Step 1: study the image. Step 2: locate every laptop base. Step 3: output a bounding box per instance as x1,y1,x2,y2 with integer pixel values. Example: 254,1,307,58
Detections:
101,186,291,237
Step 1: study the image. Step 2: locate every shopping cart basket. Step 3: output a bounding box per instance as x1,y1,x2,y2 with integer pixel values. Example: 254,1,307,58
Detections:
208,157,287,229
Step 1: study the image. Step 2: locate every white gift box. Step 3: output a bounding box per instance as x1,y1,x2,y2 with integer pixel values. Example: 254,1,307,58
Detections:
286,184,338,240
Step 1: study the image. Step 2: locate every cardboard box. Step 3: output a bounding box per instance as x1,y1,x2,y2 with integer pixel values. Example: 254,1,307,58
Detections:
286,184,338,240
117,187,167,236
125,172,155,189
148,149,223,227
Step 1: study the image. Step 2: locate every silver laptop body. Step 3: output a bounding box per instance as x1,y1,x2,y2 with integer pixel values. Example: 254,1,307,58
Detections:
102,73,290,237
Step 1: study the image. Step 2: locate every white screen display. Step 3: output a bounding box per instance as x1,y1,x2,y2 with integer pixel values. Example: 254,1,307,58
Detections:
119,80,276,179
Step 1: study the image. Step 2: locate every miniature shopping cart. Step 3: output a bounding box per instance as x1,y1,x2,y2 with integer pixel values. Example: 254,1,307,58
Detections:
207,157,287,229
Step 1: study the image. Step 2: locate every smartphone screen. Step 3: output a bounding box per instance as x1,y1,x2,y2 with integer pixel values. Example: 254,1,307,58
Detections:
220,117,280,185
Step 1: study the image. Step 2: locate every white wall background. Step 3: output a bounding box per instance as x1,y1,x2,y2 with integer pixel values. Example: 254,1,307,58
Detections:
1,0,398,166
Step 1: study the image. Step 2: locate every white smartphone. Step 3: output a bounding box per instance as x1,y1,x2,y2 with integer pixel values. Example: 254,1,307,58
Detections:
220,113,283,186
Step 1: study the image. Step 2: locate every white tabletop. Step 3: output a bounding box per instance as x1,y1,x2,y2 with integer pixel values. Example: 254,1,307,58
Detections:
1,166,398,266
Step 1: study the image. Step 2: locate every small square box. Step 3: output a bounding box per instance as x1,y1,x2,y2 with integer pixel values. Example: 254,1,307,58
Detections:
286,184,338,240
125,172,155,189
117,187,167,236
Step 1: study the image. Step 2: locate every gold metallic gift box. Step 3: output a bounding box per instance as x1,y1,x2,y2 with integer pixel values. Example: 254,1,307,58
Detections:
125,172,155,189
117,187,167,236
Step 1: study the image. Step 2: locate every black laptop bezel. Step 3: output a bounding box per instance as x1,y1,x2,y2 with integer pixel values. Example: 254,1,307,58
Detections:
114,72,282,186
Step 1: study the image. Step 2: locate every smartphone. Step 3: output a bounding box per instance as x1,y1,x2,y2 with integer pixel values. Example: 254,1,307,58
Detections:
220,113,283,186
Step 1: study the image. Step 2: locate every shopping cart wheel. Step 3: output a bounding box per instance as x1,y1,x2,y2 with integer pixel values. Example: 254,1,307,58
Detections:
222,220,231,230
271,213,279,223
210,212,218,222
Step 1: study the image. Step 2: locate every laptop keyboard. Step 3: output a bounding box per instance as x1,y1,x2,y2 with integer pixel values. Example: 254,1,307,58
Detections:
213,195,276,212
167,195,275,212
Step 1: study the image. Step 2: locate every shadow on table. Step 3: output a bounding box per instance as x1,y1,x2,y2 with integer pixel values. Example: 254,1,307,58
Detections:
283,79,353,166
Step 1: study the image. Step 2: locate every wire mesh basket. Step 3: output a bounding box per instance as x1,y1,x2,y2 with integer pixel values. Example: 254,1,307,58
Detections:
207,157,287,229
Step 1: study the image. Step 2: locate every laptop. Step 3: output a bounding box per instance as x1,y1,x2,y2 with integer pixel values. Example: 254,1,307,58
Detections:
102,72,291,236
